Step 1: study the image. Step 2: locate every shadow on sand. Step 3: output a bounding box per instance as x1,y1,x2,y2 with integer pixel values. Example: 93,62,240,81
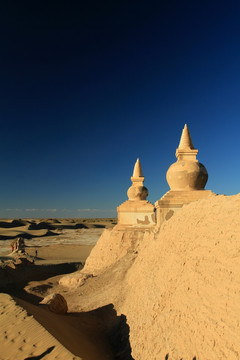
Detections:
24,346,55,359
14,298,133,360
165,354,197,360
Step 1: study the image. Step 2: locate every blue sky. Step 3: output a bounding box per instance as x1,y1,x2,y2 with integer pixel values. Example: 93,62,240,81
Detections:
0,0,240,218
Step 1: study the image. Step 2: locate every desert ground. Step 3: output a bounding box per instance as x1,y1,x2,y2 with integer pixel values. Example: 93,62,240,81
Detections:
1,195,240,360
0,218,120,360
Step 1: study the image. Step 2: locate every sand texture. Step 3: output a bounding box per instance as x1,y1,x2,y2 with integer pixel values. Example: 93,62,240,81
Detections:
0,293,81,360
122,194,240,359
2,195,240,359
60,194,240,360
63,226,157,280
0,218,117,360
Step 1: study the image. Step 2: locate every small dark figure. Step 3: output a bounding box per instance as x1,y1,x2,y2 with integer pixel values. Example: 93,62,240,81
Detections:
35,250,38,258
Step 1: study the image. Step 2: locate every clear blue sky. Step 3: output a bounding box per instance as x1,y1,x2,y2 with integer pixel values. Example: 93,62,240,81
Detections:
0,0,240,218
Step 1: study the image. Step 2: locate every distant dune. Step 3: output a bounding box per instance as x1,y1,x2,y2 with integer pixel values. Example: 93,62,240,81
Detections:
0,218,117,240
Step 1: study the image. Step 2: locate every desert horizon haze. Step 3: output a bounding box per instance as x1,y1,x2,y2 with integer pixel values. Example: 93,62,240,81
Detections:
1,0,240,218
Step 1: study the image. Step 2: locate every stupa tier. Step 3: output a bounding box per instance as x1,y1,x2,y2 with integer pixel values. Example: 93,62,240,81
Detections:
117,158,156,228
155,124,213,226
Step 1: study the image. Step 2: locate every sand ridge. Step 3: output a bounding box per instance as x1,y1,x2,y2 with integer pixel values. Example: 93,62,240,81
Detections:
0,293,81,360
0,218,116,240
122,194,240,359
59,194,240,360
0,218,116,261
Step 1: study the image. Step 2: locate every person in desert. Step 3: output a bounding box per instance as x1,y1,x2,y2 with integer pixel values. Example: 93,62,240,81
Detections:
10,239,17,252
10,237,26,253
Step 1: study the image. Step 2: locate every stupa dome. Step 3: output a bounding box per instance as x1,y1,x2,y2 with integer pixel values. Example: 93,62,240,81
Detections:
166,124,208,190
127,158,148,200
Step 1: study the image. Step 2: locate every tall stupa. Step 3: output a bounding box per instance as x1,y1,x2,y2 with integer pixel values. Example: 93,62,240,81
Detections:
117,158,156,228
155,124,213,226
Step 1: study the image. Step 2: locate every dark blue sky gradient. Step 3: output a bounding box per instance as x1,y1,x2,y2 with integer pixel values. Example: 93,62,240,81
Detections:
0,1,240,218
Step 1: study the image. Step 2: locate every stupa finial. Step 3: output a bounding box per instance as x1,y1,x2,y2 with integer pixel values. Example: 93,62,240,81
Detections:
175,124,198,161
178,124,195,150
132,158,144,178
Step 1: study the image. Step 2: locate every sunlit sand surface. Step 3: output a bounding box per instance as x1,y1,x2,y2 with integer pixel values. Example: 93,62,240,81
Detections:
0,218,117,360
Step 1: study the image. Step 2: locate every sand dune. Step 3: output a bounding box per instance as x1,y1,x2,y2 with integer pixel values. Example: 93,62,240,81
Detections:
14,296,114,360
0,218,116,240
0,293,82,360
0,219,27,228
0,293,115,360
59,194,240,360
120,194,240,359
0,218,116,263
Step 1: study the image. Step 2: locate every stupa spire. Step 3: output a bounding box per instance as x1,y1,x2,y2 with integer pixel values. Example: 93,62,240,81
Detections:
132,158,144,178
175,124,198,161
178,124,195,150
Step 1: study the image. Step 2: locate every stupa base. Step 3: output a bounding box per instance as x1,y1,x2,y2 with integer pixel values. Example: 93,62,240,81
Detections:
117,200,156,228
155,190,214,227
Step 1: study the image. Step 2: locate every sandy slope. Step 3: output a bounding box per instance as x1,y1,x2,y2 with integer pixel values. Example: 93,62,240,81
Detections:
0,293,114,360
122,194,240,360
0,219,116,360
59,194,240,360
0,293,81,360
3,196,240,360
